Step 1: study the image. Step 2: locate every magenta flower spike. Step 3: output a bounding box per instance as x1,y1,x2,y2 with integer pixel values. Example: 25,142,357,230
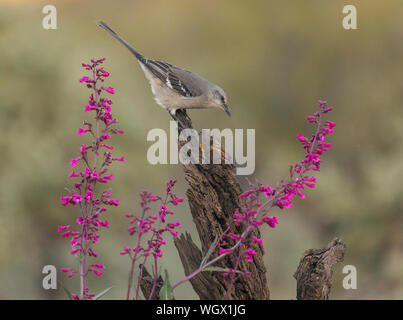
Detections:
59,58,124,300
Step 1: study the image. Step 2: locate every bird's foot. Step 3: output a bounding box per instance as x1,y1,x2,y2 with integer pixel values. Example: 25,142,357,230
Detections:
169,112,186,129
168,108,190,129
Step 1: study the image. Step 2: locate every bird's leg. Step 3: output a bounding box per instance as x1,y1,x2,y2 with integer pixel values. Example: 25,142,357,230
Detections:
181,109,192,124
168,108,186,129
176,109,193,129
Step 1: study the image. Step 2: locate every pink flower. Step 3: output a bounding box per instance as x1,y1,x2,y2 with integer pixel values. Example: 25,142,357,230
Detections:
169,230,178,238
326,121,336,129
91,269,103,276
264,186,273,197
104,104,111,113
240,189,254,198
83,168,91,177
72,194,83,203
61,231,71,237
168,222,181,229
228,233,240,240
61,268,73,273
60,196,71,206
262,216,278,228
155,249,163,258
120,246,131,255
79,76,90,83
243,248,256,262
304,182,316,188
108,198,119,206
98,69,110,77
69,171,81,178
78,128,89,136
296,189,306,199
80,145,91,153
102,174,114,181
318,100,327,107
70,157,81,167
101,131,111,140
219,248,232,255
320,143,332,151
100,220,109,228
102,144,113,150
306,116,315,123
102,191,112,198
252,236,263,246
171,195,184,206
90,170,99,179
112,156,126,162
85,191,94,199
58,225,70,233
84,103,97,113
103,86,115,94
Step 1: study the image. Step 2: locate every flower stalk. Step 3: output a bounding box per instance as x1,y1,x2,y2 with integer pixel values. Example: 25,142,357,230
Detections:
58,58,124,299
122,179,183,300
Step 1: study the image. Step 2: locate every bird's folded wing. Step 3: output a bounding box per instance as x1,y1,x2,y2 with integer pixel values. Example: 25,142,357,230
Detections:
145,60,201,98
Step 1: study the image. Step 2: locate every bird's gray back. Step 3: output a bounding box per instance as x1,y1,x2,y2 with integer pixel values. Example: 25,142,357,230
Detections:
172,67,213,96
143,59,213,98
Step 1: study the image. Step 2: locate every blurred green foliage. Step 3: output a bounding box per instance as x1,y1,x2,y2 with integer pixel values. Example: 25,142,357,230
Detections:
0,0,402,299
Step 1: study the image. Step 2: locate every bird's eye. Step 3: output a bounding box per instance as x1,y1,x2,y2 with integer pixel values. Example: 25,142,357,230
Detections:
221,96,225,103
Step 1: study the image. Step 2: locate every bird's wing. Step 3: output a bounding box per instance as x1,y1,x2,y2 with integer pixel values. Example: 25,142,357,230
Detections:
145,60,201,97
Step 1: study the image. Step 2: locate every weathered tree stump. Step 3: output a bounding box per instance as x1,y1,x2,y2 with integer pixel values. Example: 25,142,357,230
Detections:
294,237,346,300
173,110,270,300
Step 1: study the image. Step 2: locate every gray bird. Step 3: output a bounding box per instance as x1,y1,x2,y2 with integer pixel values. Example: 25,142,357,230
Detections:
98,21,231,126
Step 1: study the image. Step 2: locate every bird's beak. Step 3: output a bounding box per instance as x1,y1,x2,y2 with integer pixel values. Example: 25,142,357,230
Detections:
223,104,231,117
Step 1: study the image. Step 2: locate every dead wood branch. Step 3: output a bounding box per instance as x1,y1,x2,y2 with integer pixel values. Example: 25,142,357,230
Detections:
294,237,346,300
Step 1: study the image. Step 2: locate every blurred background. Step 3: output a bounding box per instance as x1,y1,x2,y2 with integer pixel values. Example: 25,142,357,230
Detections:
0,0,402,299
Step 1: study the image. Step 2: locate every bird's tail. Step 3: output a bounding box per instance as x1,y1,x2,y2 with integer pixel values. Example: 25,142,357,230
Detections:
98,21,147,63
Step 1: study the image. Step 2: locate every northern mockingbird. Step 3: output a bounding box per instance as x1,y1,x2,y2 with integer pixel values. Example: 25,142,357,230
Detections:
98,21,231,126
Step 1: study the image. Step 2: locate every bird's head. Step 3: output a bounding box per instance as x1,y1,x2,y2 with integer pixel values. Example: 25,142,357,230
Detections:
211,87,231,117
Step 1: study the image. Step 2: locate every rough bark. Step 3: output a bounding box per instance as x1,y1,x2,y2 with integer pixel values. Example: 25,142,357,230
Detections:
174,232,223,300
173,110,269,300
294,237,346,300
139,265,164,300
